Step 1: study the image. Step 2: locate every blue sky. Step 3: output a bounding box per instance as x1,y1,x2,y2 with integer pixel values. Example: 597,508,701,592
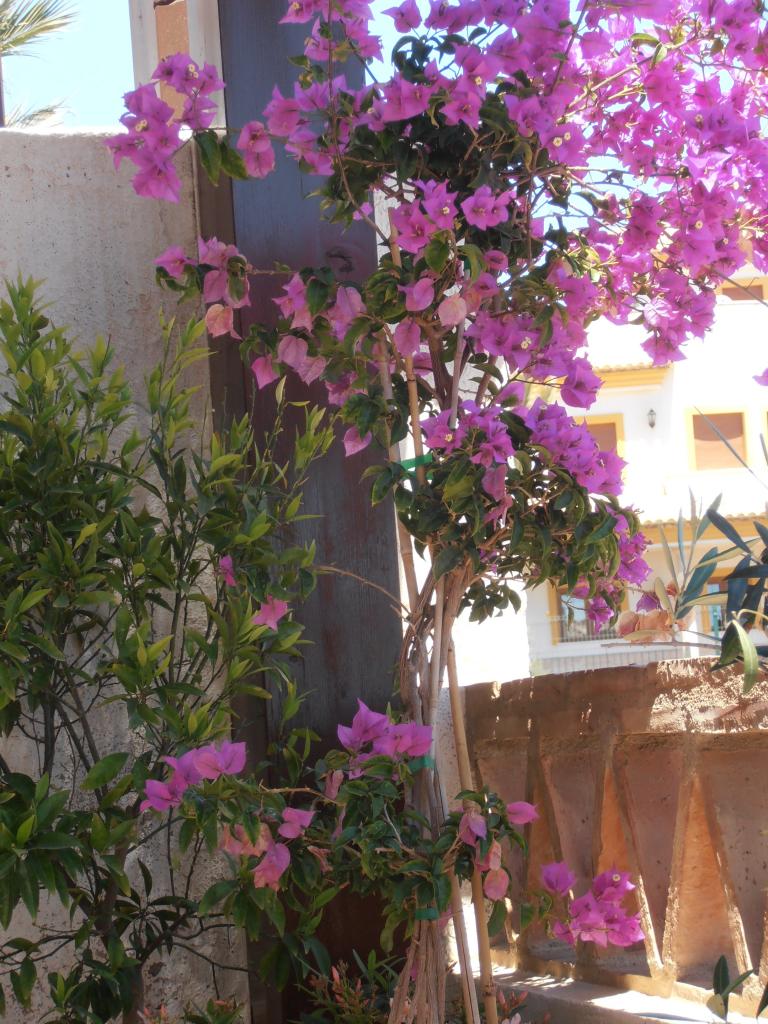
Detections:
3,2,398,128
3,0,133,127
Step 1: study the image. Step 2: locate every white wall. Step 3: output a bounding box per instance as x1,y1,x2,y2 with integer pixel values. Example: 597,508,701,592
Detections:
586,297,768,522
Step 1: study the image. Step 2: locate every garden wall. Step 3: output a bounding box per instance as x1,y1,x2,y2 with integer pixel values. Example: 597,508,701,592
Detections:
0,131,250,1022
462,659,768,1019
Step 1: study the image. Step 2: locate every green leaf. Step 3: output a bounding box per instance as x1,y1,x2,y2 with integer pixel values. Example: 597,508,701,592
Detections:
424,238,450,273
732,619,759,693
713,954,730,996
432,546,463,580
488,899,507,937
708,508,753,556
195,130,222,185
756,981,768,1017
31,833,81,851
19,589,51,614
722,969,755,998
73,523,98,550
198,879,237,916
82,752,129,791
219,140,249,180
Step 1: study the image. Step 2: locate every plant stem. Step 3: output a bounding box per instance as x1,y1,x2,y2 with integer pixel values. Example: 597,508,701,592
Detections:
448,644,499,1024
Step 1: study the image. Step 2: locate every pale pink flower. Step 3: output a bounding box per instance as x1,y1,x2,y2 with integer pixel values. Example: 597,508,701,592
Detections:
252,595,289,631
475,838,502,872
278,807,315,839
324,769,344,800
252,836,291,891
218,555,236,587
194,740,247,780
483,867,510,901
506,801,538,825
251,355,279,389
402,277,434,312
205,303,239,339
343,426,372,457
458,809,487,846
437,295,467,328
541,861,576,896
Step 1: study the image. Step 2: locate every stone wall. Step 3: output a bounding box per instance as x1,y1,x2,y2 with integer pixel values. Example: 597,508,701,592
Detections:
0,130,250,1022
463,659,768,1017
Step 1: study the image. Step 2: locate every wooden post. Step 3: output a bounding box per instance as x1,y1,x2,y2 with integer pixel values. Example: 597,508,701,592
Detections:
204,3,403,1020
215,0,401,743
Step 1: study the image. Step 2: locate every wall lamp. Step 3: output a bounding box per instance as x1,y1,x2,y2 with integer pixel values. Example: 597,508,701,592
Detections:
647,409,657,429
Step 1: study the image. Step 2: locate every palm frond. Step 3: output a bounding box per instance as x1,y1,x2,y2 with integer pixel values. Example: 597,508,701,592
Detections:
0,1,75,57
5,99,59,126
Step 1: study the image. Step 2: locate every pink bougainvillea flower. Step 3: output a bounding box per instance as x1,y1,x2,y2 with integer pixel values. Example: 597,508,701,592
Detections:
140,777,186,813
437,295,467,328
154,245,191,280
460,186,513,229
383,0,420,31
475,838,502,873
194,740,247,780
393,318,421,358
636,589,661,613
372,721,432,758
205,303,239,339
217,555,237,587
402,277,434,312
458,809,487,847
161,749,202,788
483,867,510,902
252,595,289,631
337,699,390,751
308,844,331,873
553,918,577,945
237,120,276,179
343,426,372,457
220,823,270,859
277,334,308,370
252,835,291,891
324,769,344,800
541,861,577,896
251,355,279,390
132,156,182,203
277,807,315,839
506,801,539,825
754,368,768,386
592,868,635,902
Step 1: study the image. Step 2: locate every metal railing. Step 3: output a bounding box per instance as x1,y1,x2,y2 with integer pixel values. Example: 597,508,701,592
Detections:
549,614,620,643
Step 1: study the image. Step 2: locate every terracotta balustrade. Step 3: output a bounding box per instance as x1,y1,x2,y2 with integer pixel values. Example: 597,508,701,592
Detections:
462,659,768,1016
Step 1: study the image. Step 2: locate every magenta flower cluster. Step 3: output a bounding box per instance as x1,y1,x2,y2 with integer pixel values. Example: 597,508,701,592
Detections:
459,799,539,903
110,1,768,626
140,740,247,813
106,54,224,202
542,862,644,949
336,699,433,761
215,701,435,894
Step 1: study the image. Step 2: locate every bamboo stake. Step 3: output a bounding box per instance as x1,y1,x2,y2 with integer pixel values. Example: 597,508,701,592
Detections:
448,644,499,1024
387,210,427,489
386,202,493,1024
377,347,420,614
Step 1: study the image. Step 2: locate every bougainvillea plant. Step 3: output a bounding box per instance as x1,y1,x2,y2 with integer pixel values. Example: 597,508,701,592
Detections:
103,0,768,1019
5,0,766,1021
0,283,640,1024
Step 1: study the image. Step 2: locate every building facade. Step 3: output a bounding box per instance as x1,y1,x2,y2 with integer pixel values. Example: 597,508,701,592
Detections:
526,272,768,676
